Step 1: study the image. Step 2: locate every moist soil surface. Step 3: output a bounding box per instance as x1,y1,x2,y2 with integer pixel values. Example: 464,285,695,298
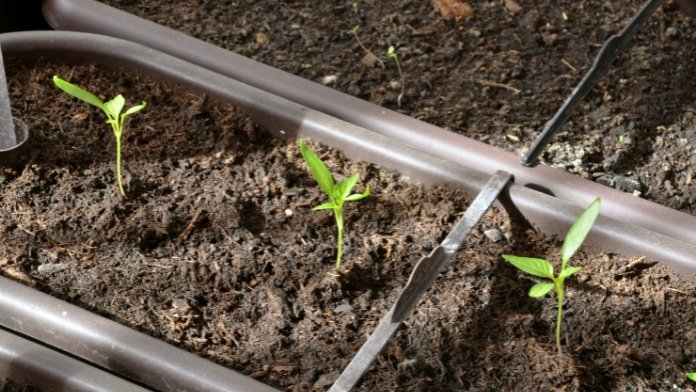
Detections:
1,60,696,391
102,0,696,214
0,381,37,392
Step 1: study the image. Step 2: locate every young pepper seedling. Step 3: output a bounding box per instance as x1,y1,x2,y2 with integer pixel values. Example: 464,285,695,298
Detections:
299,139,371,270
688,372,696,383
503,197,601,354
53,75,146,197
387,45,405,107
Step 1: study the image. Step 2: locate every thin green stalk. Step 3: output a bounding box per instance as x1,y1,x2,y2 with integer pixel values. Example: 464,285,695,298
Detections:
387,46,405,107
335,207,344,269
555,286,564,355
115,135,125,197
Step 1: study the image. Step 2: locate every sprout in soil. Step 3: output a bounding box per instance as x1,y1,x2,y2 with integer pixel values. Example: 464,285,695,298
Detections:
346,25,385,69
53,75,146,197
502,197,601,354
688,372,696,383
299,139,371,270
387,45,405,107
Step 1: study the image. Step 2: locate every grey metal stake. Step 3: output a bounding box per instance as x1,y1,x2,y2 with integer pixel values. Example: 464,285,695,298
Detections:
329,170,512,392
520,0,663,166
0,43,16,150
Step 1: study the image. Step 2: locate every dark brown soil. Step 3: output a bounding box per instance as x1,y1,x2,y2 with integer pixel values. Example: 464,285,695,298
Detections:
0,380,38,392
101,0,696,215
2,59,696,391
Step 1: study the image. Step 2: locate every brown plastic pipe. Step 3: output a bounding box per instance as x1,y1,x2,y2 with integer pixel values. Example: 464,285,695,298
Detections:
0,326,150,391
0,29,695,392
0,275,279,392
41,0,696,258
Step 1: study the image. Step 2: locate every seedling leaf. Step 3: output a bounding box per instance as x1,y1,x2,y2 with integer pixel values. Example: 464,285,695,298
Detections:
299,139,335,195
502,255,554,279
528,282,555,298
336,174,360,200
313,203,336,211
687,372,696,382
103,95,126,121
345,186,371,201
558,266,582,280
52,76,104,109
562,197,601,264
123,101,148,116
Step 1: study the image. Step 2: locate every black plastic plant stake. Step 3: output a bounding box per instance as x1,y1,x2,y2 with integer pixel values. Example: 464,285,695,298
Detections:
520,0,663,166
329,170,513,392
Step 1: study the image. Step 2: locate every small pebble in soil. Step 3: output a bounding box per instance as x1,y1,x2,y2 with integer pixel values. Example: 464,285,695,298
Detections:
397,358,418,371
333,303,353,314
484,228,504,243
320,75,337,85
313,371,339,389
614,175,642,194
171,298,190,311
37,263,68,274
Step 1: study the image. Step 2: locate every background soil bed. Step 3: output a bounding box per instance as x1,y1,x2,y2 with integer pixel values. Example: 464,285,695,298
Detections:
101,0,696,214
0,380,38,392
1,62,695,391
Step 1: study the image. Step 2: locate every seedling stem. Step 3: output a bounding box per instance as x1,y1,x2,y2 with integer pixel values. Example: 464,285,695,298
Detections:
387,45,405,107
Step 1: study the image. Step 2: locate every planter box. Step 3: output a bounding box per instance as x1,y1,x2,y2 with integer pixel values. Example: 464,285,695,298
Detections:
0,325,149,391
39,0,696,273
41,0,696,267
0,30,694,391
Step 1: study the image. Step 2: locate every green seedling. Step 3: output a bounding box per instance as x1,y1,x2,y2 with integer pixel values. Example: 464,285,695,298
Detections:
387,45,405,107
688,372,696,383
299,139,371,270
351,1,359,13
346,25,385,69
53,75,146,197
502,197,601,354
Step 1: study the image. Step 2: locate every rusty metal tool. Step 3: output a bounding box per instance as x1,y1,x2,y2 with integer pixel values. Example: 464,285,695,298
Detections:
328,170,513,392
520,0,663,166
